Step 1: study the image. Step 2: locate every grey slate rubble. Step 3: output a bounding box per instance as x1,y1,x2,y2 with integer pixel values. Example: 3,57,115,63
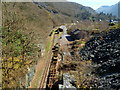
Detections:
80,29,120,89
59,73,77,90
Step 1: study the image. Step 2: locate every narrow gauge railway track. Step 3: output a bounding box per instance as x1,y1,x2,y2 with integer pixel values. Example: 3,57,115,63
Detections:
38,59,51,89
47,44,60,89
38,32,57,89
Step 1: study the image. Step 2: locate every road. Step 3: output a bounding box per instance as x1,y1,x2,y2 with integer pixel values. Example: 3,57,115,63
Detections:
59,25,73,57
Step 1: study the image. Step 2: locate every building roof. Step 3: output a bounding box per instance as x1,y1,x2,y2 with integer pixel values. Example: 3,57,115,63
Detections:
71,29,80,35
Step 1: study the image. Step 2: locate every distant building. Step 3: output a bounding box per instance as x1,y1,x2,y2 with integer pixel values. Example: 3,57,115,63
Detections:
58,28,63,32
112,21,118,24
70,29,89,40
70,29,81,40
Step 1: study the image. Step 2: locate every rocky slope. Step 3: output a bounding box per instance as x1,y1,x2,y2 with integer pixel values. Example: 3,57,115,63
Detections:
80,29,120,89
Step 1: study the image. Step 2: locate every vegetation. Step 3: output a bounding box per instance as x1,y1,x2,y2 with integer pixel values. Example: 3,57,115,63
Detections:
61,40,98,88
1,1,119,89
1,3,38,88
109,23,120,29
1,2,78,88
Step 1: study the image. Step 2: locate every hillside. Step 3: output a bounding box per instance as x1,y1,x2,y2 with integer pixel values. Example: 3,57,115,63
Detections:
3,2,76,44
35,2,117,21
2,2,119,47
2,2,75,88
35,2,97,20
96,2,120,18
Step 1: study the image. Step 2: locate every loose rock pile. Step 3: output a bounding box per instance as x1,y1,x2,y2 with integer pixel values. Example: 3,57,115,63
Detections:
59,73,76,90
80,29,120,89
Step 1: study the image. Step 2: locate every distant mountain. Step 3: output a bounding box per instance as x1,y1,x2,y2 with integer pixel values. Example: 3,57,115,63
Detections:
96,2,120,18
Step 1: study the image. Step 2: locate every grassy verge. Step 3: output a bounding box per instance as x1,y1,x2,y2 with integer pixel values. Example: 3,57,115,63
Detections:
30,60,44,88
45,29,56,53
31,26,63,88
31,29,55,88
0,71,1,89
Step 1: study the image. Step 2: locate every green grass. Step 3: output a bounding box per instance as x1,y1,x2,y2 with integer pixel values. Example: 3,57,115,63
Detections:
0,57,2,88
31,31,55,88
76,41,86,45
109,23,119,29
46,40,52,53
31,27,63,88
45,30,55,53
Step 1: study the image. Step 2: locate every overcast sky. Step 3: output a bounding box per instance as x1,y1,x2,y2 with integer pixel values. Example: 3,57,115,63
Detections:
67,0,120,10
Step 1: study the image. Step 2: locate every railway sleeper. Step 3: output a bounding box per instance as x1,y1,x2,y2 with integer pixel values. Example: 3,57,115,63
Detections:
52,57,58,60
49,69,55,72
50,69,56,72
53,47,59,50
50,66,56,70
50,70,56,74
48,84,53,88
49,74,57,78
49,73,56,76
49,78,57,84
50,64,56,67
53,50,59,53
49,73,55,75
49,68,56,71
52,55,58,57
49,71,56,74
51,61,57,63
49,77,58,80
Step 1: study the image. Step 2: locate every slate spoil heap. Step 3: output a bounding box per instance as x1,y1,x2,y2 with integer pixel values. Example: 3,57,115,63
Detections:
80,29,120,89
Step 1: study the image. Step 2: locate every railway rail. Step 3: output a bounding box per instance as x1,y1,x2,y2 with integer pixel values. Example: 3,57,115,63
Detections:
38,28,62,89
47,44,60,89
38,31,56,89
